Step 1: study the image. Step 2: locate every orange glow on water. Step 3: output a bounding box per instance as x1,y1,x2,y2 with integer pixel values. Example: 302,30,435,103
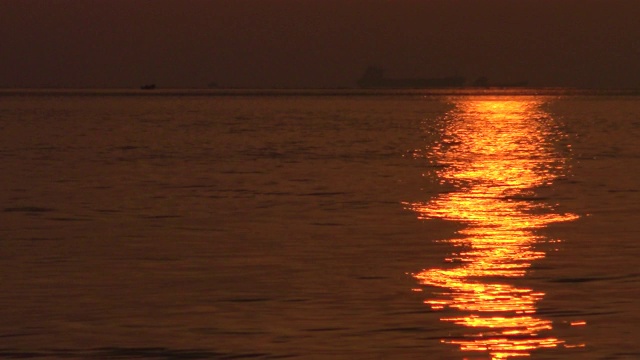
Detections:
407,97,580,359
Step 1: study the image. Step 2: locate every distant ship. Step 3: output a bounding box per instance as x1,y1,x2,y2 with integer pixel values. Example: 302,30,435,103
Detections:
140,84,156,90
472,76,528,88
357,66,465,89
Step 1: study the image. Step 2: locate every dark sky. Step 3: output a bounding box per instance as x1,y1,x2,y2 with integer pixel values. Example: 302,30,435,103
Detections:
2,0,639,89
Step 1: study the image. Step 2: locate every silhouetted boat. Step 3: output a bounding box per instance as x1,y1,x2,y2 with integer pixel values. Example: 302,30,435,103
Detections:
140,84,156,90
472,76,528,88
357,66,465,89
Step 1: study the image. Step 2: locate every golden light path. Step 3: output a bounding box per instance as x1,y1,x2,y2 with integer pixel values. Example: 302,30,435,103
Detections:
406,97,580,359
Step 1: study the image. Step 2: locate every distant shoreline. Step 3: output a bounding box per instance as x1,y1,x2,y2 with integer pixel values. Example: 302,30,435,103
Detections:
2,87,640,97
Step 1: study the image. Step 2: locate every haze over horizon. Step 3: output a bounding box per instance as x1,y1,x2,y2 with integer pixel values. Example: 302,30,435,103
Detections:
2,0,639,89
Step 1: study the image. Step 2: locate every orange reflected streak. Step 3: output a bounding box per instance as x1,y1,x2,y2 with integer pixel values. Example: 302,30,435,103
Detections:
407,97,579,359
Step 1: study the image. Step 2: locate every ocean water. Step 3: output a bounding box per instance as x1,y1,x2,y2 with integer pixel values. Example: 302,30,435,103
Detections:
0,89,639,359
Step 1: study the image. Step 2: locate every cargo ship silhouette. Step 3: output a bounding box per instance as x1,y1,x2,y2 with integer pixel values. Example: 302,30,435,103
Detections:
357,66,465,89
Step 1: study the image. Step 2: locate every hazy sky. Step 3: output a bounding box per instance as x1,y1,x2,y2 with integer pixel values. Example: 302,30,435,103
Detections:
1,0,639,89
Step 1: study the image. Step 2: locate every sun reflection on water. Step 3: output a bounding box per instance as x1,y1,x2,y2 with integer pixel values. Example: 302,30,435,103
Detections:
406,97,580,359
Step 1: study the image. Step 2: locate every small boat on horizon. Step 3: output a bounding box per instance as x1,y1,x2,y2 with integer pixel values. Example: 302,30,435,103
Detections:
140,84,156,90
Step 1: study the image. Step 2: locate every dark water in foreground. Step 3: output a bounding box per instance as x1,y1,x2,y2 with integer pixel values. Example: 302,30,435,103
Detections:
1,90,639,359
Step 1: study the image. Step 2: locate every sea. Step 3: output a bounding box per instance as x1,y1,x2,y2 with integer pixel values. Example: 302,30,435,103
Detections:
1,88,639,359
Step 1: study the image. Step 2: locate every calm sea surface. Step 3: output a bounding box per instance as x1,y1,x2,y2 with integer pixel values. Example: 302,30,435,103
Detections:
1,89,639,359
